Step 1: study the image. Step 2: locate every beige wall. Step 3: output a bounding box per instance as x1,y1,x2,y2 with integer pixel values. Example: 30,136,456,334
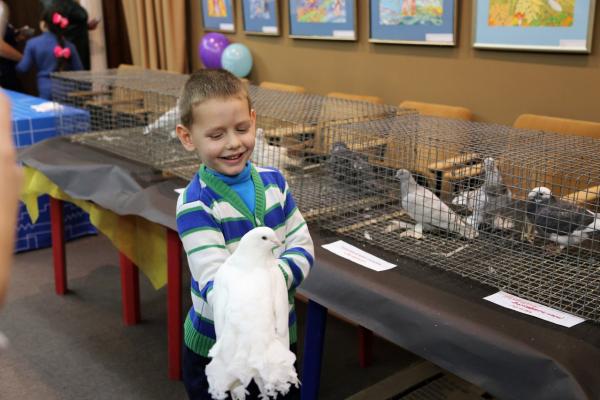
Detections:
189,1,600,125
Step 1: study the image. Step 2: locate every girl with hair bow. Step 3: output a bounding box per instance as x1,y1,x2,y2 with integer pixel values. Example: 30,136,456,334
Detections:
15,4,82,99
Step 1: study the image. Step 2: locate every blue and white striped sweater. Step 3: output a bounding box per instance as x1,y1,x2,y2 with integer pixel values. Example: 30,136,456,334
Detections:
176,163,314,357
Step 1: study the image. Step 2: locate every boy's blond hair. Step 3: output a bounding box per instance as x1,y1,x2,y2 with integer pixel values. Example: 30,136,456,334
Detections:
179,69,252,128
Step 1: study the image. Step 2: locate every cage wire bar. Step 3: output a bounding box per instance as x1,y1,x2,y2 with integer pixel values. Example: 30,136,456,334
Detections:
317,114,600,321
51,68,199,171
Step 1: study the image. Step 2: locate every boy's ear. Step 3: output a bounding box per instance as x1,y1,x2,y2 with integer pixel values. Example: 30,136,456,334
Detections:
176,124,196,152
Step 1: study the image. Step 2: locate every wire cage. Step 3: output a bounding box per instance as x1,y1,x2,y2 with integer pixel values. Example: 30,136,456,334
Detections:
51,68,199,171
317,114,600,321
243,85,401,220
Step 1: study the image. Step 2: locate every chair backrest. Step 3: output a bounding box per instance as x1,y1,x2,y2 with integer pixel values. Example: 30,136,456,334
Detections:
399,100,473,121
513,114,600,139
259,81,306,93
327,92,384,105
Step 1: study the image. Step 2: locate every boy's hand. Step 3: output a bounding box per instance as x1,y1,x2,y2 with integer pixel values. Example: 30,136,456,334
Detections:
0,92,23,304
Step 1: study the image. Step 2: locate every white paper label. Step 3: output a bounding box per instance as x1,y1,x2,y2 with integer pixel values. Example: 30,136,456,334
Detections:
484,291,585,328
426,33,453,43
333,30,355,39
322,240,396,272
559,39,586,49
219,23,234,31
262,26,278,34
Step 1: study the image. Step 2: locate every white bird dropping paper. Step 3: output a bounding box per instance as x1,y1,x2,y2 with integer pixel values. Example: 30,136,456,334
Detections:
484,291,585,328
322,240,396,272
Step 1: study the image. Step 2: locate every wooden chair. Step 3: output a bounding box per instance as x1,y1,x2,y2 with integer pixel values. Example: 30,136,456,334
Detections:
259,81,306,93
399,100,473,121
327,91,384,105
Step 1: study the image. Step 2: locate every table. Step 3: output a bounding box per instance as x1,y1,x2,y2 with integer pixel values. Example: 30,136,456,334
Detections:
18,137,600,399
7,89,95,252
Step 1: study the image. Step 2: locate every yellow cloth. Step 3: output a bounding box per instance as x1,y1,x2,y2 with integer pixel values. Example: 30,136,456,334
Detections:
20,166,167,289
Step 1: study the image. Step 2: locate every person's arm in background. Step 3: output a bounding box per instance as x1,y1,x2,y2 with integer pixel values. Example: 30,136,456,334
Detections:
0,92,23,305
0,1,21,62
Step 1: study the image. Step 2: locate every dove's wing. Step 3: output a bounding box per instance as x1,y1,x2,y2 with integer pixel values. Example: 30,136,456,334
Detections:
271,265,289,341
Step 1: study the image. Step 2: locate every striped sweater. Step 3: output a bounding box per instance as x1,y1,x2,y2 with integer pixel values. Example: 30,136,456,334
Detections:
176,164,314,357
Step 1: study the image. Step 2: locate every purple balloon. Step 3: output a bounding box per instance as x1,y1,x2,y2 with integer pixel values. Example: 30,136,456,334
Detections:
199,33,230,69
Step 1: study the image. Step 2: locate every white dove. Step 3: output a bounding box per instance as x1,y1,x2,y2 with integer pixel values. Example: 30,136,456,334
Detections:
206,227,299,400
143,106,179,139
396,169,478,240
252,128,302,171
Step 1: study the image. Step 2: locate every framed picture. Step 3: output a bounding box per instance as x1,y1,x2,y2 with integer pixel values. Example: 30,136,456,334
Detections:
242,0,281,35
288,0,357,41
201,0,236,33
473,0,596,53
369,0,457,46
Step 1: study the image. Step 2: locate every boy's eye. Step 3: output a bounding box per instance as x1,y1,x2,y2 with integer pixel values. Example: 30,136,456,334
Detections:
236,126,250,133
209,132,223,139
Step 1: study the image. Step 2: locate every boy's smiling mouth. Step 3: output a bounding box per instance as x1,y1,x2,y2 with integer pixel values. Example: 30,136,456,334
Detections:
220,152,245,161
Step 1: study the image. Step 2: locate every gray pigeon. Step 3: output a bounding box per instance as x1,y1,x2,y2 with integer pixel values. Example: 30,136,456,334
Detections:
527,187,600,250
396,169,478,239
463,157,512,229
327,142,378,192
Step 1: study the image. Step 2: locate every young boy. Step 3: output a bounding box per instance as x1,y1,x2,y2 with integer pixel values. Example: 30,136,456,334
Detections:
175,69,314,400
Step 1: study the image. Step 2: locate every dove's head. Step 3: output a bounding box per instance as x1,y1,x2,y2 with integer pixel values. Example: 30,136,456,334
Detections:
483,157,496,170
395,169,414,183
528,187,553,203
238,226,282,256
331,142,349,154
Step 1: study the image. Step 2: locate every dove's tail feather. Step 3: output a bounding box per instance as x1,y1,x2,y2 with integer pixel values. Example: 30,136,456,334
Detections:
584,218,600,233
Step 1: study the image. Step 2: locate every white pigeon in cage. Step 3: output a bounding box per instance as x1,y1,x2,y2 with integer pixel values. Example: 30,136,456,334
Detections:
252,128,302,170
527,187,600,250
206,227,299,400
463,157,512,230
143,106,179,139
395,169,479,240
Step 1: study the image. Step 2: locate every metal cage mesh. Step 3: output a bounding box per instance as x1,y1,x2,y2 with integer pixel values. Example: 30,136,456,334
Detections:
317,115,600,321
51,68,199,170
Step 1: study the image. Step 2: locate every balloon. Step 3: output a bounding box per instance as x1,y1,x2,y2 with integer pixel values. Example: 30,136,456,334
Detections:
221,43,253,78
199,33,230,69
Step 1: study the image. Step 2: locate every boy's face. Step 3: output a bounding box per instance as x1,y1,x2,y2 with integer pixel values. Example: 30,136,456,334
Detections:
177,96,256,176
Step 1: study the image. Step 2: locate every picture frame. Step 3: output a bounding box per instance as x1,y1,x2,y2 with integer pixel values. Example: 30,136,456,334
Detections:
369,0,457,46
288,0,357,41
242,0,281,36
201,0,236,33
473,0,596,53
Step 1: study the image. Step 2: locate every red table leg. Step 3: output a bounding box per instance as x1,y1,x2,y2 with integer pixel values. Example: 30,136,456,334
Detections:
119,252,140,325
50,197,67,295
167,228,182,380
358,326,374,368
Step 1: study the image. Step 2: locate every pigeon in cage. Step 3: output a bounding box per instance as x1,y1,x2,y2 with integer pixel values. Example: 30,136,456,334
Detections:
326,142,380,192
527,186,600,250
143,106,179,139
206,227,299,400
395,169,479,240
460,157,513,230
252,128,302,170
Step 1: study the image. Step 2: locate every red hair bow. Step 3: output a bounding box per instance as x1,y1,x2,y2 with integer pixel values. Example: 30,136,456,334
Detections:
54,45,71,59
52,12,69,28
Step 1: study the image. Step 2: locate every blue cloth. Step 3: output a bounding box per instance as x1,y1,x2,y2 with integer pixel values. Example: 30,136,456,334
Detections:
206,163,256,214
16,32,83,100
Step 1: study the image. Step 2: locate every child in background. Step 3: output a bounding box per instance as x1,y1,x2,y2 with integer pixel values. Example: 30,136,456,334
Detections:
175,69,314,400
16,4,82,99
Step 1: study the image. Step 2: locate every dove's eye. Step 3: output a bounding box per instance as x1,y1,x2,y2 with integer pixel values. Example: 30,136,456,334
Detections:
261,236,267,240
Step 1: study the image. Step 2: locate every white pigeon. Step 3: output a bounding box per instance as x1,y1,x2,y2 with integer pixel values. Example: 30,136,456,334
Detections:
143,106,179,139
396,169,478,240
252,128,303,171
527,187,600,250
463,157,512,229
206,227,299,400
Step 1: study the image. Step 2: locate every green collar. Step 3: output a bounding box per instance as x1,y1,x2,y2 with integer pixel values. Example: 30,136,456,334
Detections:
199,164,266,227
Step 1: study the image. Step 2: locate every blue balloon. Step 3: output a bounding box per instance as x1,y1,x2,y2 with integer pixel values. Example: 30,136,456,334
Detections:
221,43,253,78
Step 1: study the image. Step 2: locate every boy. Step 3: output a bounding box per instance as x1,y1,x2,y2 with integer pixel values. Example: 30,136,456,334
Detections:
175,69,314,399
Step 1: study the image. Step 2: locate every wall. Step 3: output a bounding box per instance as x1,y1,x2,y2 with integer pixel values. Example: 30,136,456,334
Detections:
189,1,600,125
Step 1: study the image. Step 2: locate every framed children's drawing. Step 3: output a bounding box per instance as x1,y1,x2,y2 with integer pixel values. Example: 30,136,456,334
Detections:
473,0,596,53
201,0,236,33
242,0,281,35
369,0,457,46
288,0,357,41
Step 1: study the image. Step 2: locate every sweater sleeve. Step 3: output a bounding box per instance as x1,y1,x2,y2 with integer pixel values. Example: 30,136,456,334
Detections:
15,41,33,74
176,191,229,307
277,177,314,291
